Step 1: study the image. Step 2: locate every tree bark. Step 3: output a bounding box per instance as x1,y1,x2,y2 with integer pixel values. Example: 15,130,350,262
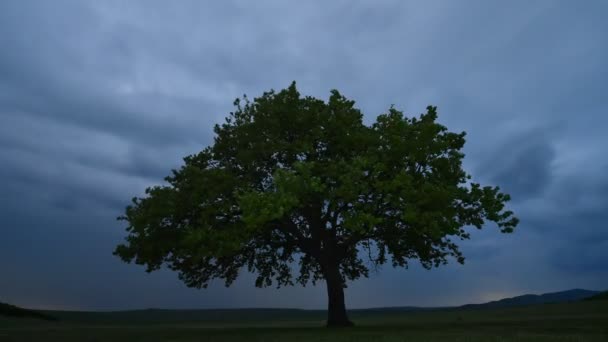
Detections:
323,261,353,327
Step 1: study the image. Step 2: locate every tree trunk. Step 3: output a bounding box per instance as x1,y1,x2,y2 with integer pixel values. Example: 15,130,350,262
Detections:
323,262,353,327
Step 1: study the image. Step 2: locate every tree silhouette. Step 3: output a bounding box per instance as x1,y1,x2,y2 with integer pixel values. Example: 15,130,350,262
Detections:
114,82,518,327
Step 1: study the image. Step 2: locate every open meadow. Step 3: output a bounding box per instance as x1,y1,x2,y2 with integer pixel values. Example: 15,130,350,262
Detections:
1,300,607,341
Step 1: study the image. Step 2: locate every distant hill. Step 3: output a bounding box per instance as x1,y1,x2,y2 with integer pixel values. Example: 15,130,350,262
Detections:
2,289,602,323
348,289,602,313
40,307,322,324
459,289,600,309
0,301,56,321
352,306,433,312
585,291,608,301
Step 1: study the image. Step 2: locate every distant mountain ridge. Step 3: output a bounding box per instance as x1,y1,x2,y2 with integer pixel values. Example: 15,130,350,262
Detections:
459,289,600,309
0,301,56,321
2,289,603,321
351,289,602,312
585,291,608,301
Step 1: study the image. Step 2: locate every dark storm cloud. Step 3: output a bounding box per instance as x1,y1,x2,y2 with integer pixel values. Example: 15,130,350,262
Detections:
0,1,227,150
1,0,607,310
528,176,608,274
479,129,557,201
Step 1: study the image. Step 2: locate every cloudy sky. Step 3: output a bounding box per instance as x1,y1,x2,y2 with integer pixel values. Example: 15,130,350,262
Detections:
1,0,607,311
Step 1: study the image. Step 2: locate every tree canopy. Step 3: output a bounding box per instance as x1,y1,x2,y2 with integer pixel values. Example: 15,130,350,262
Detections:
114,82,518,326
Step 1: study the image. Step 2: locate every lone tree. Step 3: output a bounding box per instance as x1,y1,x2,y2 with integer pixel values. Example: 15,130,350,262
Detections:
114,82,518,327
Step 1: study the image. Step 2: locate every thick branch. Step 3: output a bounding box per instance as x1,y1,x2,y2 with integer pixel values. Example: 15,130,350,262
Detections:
281,219,319,258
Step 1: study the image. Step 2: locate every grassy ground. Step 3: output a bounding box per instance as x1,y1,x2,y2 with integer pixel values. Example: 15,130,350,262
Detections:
1,300,607,341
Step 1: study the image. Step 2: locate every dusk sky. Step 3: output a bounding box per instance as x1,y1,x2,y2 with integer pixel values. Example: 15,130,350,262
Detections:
1,1,607,311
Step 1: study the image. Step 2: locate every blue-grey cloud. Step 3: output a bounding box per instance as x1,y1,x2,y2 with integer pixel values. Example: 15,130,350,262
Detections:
479,129,556,201
1,0,607,311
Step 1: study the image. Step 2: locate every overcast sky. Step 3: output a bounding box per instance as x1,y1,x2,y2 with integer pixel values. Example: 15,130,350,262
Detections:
1,0,607,311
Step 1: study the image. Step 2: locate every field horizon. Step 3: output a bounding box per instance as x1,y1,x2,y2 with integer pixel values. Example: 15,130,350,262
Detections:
3,287,603,316
2,289,607,341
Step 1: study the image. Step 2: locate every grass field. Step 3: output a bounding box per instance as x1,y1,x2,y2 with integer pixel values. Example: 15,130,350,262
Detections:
1,300,607,341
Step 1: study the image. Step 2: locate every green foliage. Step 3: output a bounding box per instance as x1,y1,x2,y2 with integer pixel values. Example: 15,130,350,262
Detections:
114,81,518,290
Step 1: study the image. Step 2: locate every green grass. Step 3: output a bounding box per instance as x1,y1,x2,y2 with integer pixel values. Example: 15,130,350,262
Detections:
1,300,607,341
